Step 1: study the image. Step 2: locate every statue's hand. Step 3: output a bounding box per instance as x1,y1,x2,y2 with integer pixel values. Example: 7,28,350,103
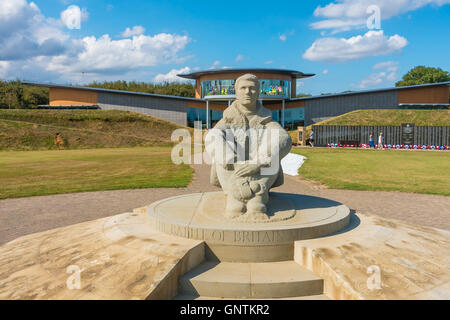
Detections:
234,164,260,177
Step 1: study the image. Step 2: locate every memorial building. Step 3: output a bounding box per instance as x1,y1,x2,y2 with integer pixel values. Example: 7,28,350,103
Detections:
178,68,314,129
25,68,450,128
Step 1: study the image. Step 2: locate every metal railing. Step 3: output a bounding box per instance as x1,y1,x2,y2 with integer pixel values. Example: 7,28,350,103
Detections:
312,125,450,146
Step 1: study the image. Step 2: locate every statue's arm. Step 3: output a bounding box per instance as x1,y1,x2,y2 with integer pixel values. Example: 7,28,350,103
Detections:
278,127,292,159
259,122,292,162
205,127,236,167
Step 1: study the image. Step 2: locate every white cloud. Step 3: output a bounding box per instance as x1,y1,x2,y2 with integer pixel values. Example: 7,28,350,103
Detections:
47,33,190,74
373,60,399,72
0,0,68,60
0,0,33,21
302,30,407,63
322,69,329,75
61,5,88,30
311,0,450,33
386,72,398,82
121,25,145,38
208,60,221,69
296,81,304,91
355,72,386,88
0,61,10,78
0,0,191,82
154,67,191,83
354,61,399,88
279,30,294,41
235,54,244,62
1,57,62,82
312,19,365,35
264,60,273,65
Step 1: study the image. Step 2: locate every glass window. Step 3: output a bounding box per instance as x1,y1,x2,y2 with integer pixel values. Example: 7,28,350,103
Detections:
202,79,236,97
211,109,223,121
272,110,280,122
201,79,291,98
259,79,290,98
187,106,303,129
187,108,224,127
187,107,206,125
284,107,305,130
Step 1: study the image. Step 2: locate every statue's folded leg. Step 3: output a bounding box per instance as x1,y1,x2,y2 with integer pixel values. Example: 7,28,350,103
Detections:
225,196,246,218
216,164,279,219
246,174,277,217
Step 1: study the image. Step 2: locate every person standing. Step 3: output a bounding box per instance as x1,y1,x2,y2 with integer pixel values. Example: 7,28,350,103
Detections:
378,132,384,150
54,132,65,149
369,132,375,148
309,130,315,148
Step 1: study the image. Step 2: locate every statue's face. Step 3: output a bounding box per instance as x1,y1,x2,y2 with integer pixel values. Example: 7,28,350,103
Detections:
236,79,259,108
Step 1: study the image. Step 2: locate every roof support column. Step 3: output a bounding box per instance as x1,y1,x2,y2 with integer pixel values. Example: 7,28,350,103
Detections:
281,99,285,128
206,99,210,129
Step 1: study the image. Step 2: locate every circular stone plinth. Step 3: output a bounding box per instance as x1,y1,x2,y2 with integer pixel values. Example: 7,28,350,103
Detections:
146,192,350,247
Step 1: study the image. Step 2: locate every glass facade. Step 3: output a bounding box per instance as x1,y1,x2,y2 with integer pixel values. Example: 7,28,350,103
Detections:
397,104,449,110
272,107,305,130
201,79,291,98
284,107,305,130
259,79,291,98
202,79,236,97
187,106,304,129
187,108,223,127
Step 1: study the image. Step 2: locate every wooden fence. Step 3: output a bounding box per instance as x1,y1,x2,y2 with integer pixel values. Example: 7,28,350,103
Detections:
311,125,450,146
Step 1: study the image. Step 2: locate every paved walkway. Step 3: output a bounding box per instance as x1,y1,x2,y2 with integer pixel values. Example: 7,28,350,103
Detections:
0,164,449,245
278,175,450,231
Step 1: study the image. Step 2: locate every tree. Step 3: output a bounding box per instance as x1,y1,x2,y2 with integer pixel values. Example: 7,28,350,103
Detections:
396,66,450,87
0,81,20,109
296,93,312,98
23,85,49,108
86,80,196,97
0,81,48,109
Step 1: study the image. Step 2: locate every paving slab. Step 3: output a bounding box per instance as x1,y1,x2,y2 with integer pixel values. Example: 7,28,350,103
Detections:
179,261,324,299
0,210,204,300
180,261,252,298
294,212,450,300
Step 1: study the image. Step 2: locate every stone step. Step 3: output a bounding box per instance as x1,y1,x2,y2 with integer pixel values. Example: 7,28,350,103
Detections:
178,261,324,299
173,294,331,300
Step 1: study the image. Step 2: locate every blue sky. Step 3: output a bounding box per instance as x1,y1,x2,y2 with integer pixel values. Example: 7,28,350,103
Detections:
0,0,449,95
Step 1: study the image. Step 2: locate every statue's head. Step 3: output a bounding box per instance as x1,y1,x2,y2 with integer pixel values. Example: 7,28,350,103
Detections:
235,74,260,109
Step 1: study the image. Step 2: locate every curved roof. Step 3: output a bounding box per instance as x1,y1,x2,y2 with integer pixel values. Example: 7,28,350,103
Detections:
178,68,315,80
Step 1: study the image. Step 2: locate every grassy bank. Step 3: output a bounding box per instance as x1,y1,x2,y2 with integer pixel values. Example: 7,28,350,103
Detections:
0,109,191,150
291,147,450,196
312,109,450,127
0,147,192,199
290,109,450,142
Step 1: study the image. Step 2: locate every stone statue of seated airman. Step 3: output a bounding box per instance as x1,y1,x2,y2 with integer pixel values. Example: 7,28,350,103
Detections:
206,74,292,221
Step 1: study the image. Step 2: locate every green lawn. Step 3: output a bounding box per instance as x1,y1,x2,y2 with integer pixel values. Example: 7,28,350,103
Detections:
1,145,448,200
291,147,450,196
0,147,193,199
